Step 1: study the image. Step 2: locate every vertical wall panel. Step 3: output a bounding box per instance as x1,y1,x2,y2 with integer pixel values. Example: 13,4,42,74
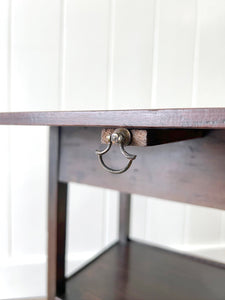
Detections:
1,0,225,297
146,0,196,247
2,1,225,297
220,212,225,243
110,0,154,240
9,0,61,256
146,201,184,248
187,0,225,246
146,198,185,246
66,184,105,254
62,0,112,258
10,0,61,111
10,126,48,255
184,206,222,245
130,195,147,241
195,0,225,106
103,190,119,246
0,0,9,109
110,0,154,109
152,0,196,107
62,0,110,109
0,127,9,257
0,0,10,257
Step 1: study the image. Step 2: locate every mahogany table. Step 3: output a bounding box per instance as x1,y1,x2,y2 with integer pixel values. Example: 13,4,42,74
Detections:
1,108,225,300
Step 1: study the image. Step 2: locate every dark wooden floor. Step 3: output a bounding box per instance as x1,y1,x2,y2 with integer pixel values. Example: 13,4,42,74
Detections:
63,241,225,300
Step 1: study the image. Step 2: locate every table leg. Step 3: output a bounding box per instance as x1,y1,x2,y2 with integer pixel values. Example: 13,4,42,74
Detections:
48,127,68,300
119,192,131,243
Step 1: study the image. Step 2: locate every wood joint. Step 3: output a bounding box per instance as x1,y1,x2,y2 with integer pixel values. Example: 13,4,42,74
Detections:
101,128,207,146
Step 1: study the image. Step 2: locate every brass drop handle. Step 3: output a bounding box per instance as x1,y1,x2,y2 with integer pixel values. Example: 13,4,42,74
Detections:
96,128,136,174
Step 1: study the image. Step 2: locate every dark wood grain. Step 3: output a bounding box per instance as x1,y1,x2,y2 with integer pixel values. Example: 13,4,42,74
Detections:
7,109,225,300
48,127,68,300
119,193,131,243
101,128,149,146
56,182,68,296
63,241,225,300
48,127,59,300
59,127,225,210
101,128,205,146
1,108,225,128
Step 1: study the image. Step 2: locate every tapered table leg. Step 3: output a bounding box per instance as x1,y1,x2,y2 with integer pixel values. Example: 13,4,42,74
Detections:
48,127,68,300
119,192,131,243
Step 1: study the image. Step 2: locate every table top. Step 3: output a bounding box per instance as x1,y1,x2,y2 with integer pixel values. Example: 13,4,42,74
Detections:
0,108,225,128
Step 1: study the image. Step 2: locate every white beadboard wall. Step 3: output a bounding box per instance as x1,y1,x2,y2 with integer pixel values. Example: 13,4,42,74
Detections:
1,0,225,298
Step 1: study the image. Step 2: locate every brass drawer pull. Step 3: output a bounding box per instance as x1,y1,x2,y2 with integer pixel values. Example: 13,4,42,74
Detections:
96,128,136,174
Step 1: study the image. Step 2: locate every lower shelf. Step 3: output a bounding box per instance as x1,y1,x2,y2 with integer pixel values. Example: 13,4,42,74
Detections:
63,241,225,300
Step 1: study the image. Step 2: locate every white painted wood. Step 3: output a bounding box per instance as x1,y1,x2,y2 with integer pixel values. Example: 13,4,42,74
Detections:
10,126,48,255
10,0,61,111
146,0,196,248
66,183,105,254
62,0,110,110
0,252,93,299
186,0,225,246
0,0,10,110
0,127,10,257
152,0,196,108
189,245,225,264
109,0,154,109
220,211,225,243
103,190,119,246
146,198,185,246
1,0,225,298
130,195,147,241
195,0,225,107
184,205,222,245
173,244,225,264
62,0,112,261
9,0,61,258
109,0,154,242
0,0,10,258
0,259,46,299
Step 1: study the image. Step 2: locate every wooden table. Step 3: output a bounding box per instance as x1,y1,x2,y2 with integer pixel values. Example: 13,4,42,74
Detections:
1,108,225,300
